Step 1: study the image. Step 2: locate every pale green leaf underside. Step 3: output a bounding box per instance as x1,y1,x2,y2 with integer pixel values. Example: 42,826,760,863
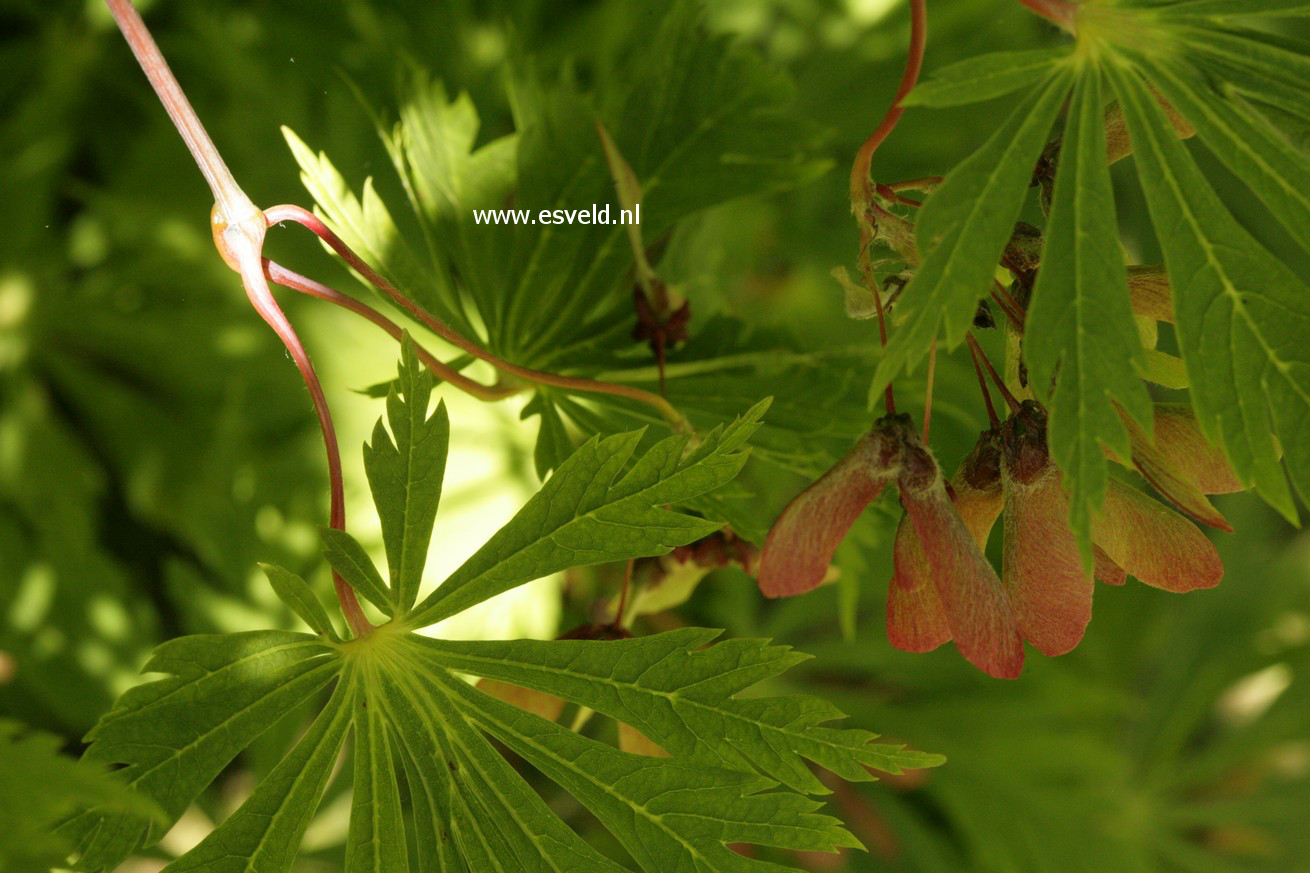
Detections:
1025,64,1152,566
1107,59,1309,520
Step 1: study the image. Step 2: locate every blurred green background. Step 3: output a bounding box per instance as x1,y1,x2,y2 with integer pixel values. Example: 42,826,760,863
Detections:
2,1,1309,870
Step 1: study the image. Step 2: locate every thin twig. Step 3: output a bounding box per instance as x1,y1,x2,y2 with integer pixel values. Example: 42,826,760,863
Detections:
875,183,923,208
105,0,376,632
992,279,1026,325
264,260,518,402
850,0,925,417
866,271,897,416
967,336,1000,428
849,0,928,212
966,333,1022,413
886,176,942,193
611,559,634,630
103,0,257,227
989,280,1026,330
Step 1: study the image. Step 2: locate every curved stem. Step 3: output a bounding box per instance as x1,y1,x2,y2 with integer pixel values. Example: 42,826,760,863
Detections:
265,205,691,432
233,250,372,638
849,0,927,213
875,183,923,208
1015,0,1077,31
103,0,257,227
886,176,942,193
264,260,519,402
850,0,924,418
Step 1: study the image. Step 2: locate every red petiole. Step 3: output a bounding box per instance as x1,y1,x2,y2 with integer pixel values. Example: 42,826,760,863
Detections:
104,0,371,636
990,279,1026,330
851,0,926,418
966,333,1022,413
967,336,1001,428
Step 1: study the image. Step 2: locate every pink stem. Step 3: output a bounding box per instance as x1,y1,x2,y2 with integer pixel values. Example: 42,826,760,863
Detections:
849,0,927,211
102,0,256,226
968,339,1001,428
966,333,1022,414
233,249,371,638
264,260,518,401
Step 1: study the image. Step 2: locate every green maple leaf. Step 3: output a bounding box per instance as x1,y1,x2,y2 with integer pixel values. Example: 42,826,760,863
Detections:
871,0,1310,550
63,339,940,873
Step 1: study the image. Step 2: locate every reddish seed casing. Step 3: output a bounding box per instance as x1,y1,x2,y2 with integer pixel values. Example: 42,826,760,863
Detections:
1000,404,1094,657
758,425,902,598
898,427,1023,679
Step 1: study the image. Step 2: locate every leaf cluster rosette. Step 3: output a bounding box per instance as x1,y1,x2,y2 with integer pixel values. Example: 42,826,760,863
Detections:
61,342,942,873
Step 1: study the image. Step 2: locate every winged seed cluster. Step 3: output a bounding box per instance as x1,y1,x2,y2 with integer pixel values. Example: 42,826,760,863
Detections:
758,0,1306,677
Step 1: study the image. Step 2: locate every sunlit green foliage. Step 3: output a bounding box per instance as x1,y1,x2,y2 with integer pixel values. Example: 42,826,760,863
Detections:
3,1,1310,871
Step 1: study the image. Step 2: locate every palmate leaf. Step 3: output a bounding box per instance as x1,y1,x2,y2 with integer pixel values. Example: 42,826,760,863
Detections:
67,344,938,872
1025,63,1152,567
1105,57,1310,520
286,1,830,480
876,0,1310,543
403,390,773,628
415,629,945,794
286,0,824,370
